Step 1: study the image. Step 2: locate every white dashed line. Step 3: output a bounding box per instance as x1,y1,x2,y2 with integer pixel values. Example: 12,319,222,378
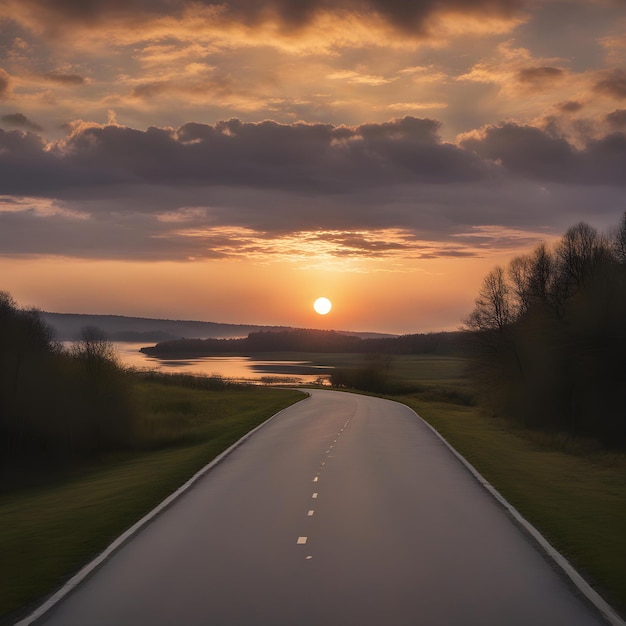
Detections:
297,537,308,545
308,510,315,516
312,492,318,499
313,477,318,482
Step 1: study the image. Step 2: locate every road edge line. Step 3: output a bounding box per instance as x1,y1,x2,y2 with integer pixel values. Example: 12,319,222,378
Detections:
14,390,311,626
403,403,625,626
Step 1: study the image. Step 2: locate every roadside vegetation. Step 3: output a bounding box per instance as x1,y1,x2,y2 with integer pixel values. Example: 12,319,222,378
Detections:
0,293,303,622
463,213,626,447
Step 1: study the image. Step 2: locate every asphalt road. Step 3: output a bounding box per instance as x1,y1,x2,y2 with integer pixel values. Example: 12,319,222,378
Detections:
34,389,606,625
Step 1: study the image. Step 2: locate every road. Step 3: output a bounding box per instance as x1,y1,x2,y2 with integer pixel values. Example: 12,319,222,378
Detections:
33,389,606,625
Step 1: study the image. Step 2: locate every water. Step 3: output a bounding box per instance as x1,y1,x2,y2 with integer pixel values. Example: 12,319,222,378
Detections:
109,342,331,385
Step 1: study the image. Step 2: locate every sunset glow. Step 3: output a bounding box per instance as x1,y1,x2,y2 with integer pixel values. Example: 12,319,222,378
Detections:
0,1,624,333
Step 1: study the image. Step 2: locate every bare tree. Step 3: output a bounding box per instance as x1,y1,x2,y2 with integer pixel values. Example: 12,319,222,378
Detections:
528,242,554,305
508,254,533,317
555,222,603,293
73,326,116,363
613,211,626,264
464,266,513,332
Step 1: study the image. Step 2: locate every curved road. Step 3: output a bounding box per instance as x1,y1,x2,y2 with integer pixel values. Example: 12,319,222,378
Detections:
33,390,606,625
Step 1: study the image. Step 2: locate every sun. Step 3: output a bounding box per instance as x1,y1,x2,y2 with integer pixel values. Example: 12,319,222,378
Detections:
313,297,332,315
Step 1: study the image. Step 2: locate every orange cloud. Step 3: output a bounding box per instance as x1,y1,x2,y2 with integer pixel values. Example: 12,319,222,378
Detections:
3,0,524,54
0,68,13,99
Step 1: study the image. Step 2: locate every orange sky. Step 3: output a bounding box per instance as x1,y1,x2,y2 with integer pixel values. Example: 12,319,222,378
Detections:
1,0,625,333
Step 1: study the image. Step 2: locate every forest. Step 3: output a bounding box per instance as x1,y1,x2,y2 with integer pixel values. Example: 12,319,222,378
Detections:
463,214,626,447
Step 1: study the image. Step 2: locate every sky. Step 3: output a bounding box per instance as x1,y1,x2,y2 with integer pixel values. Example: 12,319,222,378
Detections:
0,0,625,335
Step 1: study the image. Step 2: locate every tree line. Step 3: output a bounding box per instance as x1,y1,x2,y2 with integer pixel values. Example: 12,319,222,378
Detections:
142,328,463,357
464,214,626,447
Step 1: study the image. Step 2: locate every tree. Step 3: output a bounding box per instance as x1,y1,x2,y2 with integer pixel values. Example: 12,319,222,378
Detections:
508,254,533,317
72,326,117,368
464,266,513,333
555,222,607,294
527,243,554,307
613,211,626,264
463,217,626,447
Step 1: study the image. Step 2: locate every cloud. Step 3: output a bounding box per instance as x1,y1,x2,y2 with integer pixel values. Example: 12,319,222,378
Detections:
461,122,626,185
1,117,625,226
593,68,626,99
42,72,87,86
557,100,584,113
0,117,486,199
0,68,12,99
516,66,565,90
606,109,626,129
130,82,170,99
1,112,43,131
5,0,524,47
0,115,623,266
455,43,575,102
8,0,523,29
328,70,394,86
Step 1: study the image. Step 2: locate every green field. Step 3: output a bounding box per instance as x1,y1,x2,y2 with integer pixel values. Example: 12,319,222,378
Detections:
0,381,304,624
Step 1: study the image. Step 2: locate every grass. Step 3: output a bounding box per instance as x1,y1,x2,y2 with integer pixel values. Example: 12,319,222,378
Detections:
0,380,304,624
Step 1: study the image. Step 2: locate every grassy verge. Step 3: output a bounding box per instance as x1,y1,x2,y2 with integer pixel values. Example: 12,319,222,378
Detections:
399,394,626,616
0,381,303,623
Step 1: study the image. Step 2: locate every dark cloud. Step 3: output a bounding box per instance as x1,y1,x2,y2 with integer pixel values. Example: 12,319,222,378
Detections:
130,75,234,100
0,68,12,99
557,100,584,113
2,117,626,216
0,117,624,263
593,69,626,99
131,82,169,99
606,109,626,129
516,66,566,95
1,113,43,131
42,72,86,85
0,117,484,198
517,66,564,86
12,0,523,36
461,123,626,185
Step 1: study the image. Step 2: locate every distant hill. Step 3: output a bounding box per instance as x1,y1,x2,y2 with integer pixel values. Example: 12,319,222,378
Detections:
41,312,397,342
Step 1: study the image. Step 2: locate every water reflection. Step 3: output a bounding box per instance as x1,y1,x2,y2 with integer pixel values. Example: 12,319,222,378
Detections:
108,343,331,385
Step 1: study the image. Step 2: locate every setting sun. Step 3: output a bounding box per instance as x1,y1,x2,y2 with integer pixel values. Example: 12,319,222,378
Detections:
313,297,332,315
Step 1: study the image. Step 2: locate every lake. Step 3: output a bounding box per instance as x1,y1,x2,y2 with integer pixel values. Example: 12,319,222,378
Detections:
109,342,332,385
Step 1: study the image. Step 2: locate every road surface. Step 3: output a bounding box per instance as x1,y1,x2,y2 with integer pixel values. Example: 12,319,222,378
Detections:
33,389,607,625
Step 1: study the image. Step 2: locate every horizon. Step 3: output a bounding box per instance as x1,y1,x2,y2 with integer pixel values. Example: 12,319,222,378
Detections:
1,1,625,332
41,309,437,338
